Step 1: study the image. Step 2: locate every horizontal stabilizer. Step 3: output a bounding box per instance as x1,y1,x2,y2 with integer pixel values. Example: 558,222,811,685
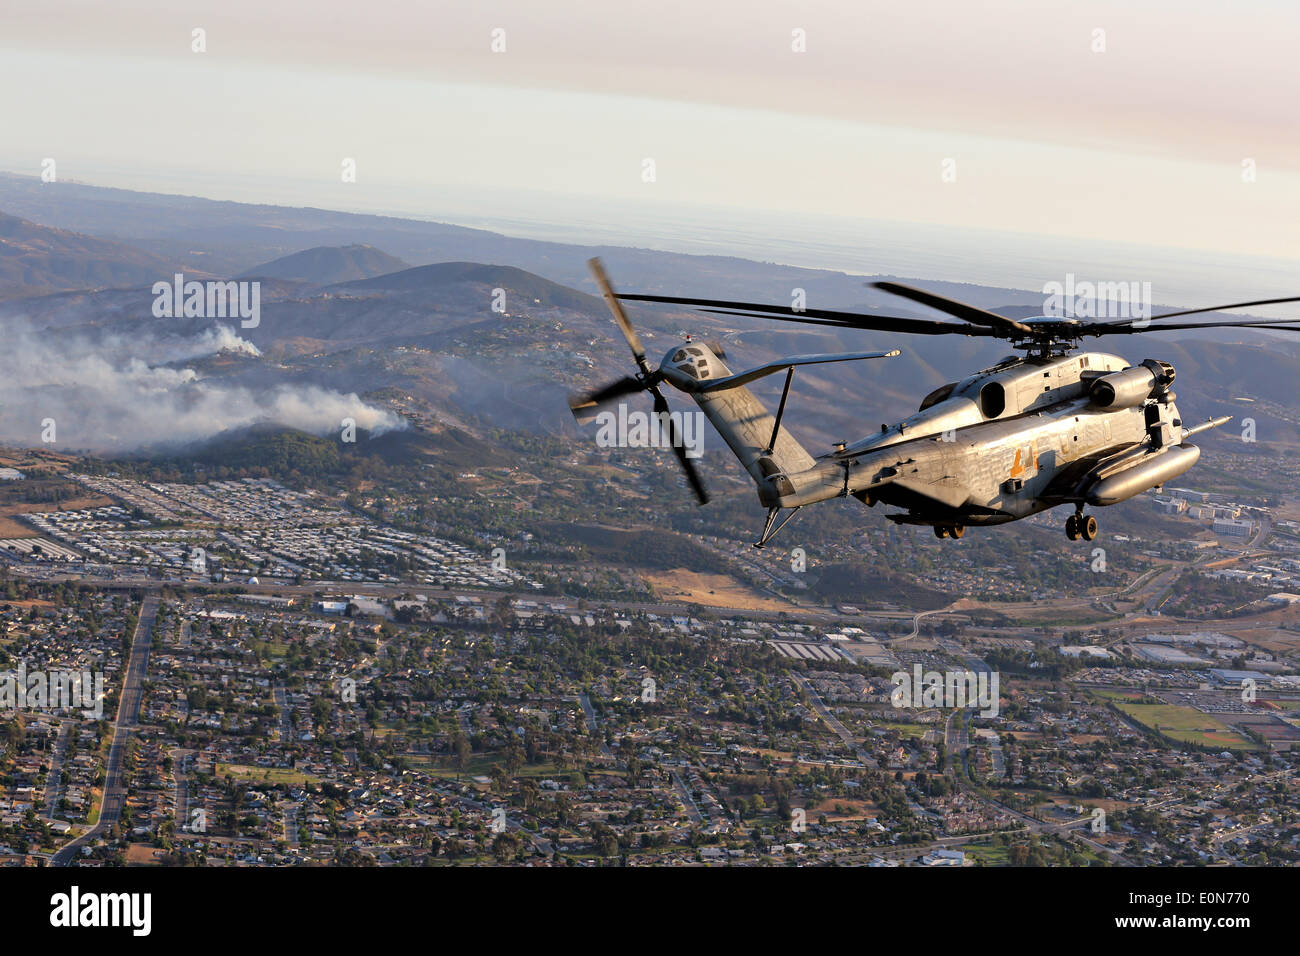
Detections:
682,350,900,393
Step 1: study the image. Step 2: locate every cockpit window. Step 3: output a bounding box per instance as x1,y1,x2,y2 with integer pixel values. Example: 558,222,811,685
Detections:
919,382,957,411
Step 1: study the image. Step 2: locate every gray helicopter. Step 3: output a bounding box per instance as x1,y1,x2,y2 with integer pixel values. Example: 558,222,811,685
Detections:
571,259,1300,547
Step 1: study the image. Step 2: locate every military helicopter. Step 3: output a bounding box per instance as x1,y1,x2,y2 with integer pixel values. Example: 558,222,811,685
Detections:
571,258,1300,547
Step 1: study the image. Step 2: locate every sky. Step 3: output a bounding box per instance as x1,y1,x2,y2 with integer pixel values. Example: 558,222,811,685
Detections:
3,0,1300,261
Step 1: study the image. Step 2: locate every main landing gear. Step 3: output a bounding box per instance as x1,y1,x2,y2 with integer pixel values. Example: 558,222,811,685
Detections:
1066,511,1098,541
934,524,965,539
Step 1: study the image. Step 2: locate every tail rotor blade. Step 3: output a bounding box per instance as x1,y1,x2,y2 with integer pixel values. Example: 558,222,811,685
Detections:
589,257,652,376
649,384,709,505
567,375,645,423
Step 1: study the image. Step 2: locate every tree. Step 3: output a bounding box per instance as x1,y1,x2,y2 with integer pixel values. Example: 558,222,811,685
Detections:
492,832,520,864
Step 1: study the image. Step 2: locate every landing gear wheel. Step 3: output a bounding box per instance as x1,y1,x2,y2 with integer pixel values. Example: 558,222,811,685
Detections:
1065,514,1080,541
935,525,949,539
1080,514,1098,541
950,524,965,539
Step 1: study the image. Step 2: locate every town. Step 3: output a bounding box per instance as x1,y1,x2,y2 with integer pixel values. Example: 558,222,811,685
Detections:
0,446,1296,867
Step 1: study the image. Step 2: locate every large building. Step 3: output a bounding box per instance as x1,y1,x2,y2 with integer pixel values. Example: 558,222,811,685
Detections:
1152,496,1187,515
1133,643,1208,666
1213,518,1254,538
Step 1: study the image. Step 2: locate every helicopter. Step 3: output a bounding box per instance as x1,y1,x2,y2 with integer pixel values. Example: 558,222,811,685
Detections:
570,258,1300,548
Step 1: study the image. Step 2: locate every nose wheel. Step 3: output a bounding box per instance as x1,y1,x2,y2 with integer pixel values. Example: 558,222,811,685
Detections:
1066,512,1098,541
934,524,965,539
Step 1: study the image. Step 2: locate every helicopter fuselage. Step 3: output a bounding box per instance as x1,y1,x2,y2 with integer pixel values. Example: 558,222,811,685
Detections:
663,344,1206,534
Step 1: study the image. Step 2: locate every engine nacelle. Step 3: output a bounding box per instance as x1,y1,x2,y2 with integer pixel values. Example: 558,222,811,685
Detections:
1090,359,1174,409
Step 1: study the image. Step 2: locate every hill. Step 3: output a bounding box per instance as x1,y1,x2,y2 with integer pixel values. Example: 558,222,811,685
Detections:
238,244,409,284
337,262,604,315
0,211,192,300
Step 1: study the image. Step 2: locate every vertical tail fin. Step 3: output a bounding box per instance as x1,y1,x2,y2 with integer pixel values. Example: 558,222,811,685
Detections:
665,342,815,505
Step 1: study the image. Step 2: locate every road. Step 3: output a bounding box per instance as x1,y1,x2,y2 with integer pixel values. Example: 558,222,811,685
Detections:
456,791,553,855
42,719,74,822
792,674,873,766
889,608,957,646
671,771,705,825
282,801,301,845
274,685,294,744
943,709,970,782
52,592,158,866
577,693,613,757
172,747,194,833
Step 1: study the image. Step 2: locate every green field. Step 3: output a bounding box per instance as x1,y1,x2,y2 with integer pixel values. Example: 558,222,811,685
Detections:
216,763,321,786
1114,702,1259,751
876,722,932,739
961,838,1106,866
1086,688,1144,702
960,842,1010,865
406,754,570,781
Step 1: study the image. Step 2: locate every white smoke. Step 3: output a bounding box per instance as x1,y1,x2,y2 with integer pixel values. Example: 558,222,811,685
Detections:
3,320,405,451
155,324,263,362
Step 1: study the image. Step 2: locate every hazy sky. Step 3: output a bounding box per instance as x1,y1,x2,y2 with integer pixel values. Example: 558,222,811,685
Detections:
4,0,1300,259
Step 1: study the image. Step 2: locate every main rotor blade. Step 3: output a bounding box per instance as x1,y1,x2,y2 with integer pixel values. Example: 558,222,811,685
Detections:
588,257,651,376
648,384,709,505
1079,318,1300,335
871,281,1037,337
617,293,992,336
1148,296,1300,321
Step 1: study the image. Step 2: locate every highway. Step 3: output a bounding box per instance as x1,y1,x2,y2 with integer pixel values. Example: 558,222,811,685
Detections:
887,608,955,646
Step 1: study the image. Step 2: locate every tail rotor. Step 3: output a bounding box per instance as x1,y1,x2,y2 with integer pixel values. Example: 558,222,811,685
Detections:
568,258,709,504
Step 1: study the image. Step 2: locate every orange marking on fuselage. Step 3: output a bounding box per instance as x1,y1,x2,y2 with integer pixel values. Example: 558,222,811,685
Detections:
1010,447,1025,479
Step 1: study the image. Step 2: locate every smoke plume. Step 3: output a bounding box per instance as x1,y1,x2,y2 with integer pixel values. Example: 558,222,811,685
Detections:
3,319,404,451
